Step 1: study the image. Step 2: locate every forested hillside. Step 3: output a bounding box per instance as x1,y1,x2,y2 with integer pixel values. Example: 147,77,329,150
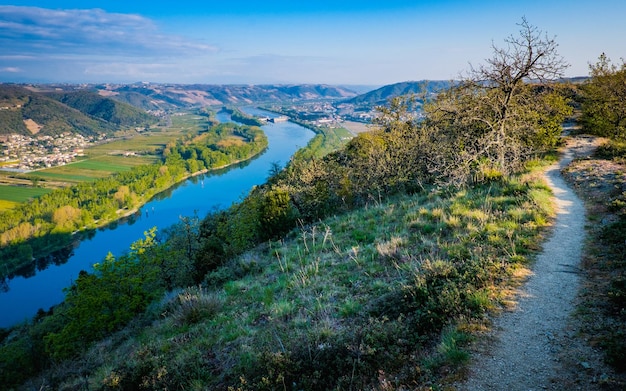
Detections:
343,80,453,106
0,85,155,136
46,90,156,127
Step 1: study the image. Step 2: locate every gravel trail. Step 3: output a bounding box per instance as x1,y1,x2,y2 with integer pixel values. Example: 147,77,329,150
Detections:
456,137,605,391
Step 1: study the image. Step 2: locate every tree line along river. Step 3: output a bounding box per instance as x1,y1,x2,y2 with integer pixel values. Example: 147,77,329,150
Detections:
0,108,314,328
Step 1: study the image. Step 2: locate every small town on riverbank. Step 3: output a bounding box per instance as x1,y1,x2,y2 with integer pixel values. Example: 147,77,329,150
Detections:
0,133,103,171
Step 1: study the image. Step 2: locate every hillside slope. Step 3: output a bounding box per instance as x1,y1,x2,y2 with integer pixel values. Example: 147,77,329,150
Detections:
99,83,358,111
344,80,453,106
0,85,155,136
457,136,614,390
46,90,156,127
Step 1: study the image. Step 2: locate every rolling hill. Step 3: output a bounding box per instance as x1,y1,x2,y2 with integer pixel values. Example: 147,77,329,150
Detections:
0,84,156,137
343,80,453,106
98,83,359,111
45,90,156,127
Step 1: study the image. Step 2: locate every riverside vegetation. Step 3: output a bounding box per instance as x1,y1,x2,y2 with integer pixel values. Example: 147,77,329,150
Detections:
1,19,624,390
0,120,267,280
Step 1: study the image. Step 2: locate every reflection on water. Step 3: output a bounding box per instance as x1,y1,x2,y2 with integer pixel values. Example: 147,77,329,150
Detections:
0,108,313,327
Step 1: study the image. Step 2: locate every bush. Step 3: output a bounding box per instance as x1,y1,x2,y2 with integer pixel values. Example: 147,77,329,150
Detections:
162,286,224,326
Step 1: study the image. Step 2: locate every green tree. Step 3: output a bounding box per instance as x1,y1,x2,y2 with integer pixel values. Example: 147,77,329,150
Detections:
580,53,626,139
44,228,163,359
423,18,570,183
52,205,82,232
258,187,299,240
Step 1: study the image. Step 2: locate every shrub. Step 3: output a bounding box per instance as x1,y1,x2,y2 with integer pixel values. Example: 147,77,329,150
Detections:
163,286,224,326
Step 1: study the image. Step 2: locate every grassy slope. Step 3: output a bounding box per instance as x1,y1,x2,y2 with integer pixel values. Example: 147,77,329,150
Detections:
40,168,555,390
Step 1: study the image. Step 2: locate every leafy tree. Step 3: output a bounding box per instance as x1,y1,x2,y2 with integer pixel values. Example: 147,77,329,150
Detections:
423,18,570,183
258,186,299,240
580,53,626,139
52,205,82,232
44,228,163,359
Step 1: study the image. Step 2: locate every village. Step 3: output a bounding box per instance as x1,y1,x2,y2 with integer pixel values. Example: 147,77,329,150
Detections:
264,100,377,126
0,133,99,171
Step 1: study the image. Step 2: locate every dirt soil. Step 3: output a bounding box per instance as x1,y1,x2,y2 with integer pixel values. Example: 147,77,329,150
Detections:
454,135,620,390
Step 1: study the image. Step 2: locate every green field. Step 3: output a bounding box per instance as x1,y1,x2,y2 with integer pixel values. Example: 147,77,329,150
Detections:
85,135,170,156
84,113,211,157
26,155,159,184
0,185,51,204
3,111,210,200
169,112,212,132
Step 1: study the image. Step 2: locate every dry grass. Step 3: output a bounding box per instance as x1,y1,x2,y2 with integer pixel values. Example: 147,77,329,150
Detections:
341,120,373,135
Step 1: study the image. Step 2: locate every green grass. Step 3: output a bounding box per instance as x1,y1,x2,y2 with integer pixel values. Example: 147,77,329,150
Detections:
170,112,212,133
29,156,160,184
25,171,103,183
62,159,133,172
293,125,354,159
40,170,554,390
0,184,51,203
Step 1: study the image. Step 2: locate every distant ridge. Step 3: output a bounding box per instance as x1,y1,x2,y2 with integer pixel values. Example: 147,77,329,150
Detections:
344,80,453,106
98,83,359,111
344,77,589,108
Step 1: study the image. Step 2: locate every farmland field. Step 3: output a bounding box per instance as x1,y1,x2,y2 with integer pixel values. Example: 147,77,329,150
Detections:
0,199,17,210
0,111,214,206
0,185,51,210
25,155,160,184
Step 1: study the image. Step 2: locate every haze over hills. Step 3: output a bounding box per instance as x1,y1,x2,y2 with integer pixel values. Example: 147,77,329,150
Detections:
0,81,458,138
98,83,360,111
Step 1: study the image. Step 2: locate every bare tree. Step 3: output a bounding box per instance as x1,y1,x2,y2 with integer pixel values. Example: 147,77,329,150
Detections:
423,18,571,183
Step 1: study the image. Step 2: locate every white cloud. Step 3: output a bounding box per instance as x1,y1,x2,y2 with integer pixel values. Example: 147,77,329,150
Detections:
0,6,217,58
0,66,21,73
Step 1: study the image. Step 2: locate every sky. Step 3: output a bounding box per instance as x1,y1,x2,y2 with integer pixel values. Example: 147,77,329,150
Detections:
0,0,624,86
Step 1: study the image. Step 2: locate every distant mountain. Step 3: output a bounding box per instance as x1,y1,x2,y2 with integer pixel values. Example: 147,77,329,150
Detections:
45,90,156,127
344,80,454,106
97,83,359,111
0,84,155,137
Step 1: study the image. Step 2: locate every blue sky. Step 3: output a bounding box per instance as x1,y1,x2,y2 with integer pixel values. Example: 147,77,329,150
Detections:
0,1,624,85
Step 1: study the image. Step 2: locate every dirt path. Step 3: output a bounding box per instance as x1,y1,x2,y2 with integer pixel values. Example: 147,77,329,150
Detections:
456,136,608,390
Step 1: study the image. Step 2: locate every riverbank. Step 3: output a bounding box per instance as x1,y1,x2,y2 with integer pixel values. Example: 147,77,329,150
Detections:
109,149,267,226
0,116,315,329
0,123,269,281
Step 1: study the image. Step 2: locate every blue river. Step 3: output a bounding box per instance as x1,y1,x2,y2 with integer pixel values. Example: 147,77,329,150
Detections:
0,108,314,328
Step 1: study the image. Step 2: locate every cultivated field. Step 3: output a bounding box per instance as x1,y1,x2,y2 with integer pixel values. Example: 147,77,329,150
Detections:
0,112,211,210
0,185,51,209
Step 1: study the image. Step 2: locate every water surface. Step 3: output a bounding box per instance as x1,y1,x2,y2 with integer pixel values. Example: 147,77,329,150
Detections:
0,109,312,327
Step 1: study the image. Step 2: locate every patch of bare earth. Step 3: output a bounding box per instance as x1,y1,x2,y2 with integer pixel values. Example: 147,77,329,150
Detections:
454,135,619,391
341,120,373,135
23,119,42,135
